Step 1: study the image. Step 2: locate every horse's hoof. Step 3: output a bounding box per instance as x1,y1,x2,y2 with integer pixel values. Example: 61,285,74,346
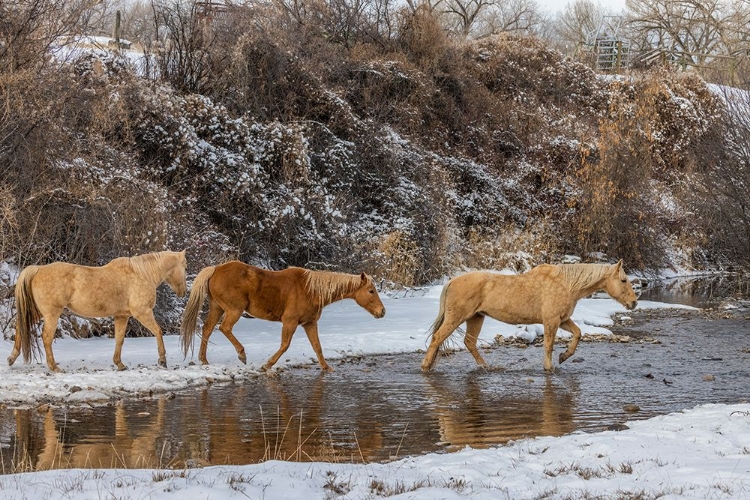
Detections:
117,364,128,371
7,356,14,366
559,353,569,364
158,360,167,368
321,365,334,373
238,355,247,365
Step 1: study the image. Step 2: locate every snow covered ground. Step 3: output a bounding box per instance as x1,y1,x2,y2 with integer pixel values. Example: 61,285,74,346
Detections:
2,283,748,499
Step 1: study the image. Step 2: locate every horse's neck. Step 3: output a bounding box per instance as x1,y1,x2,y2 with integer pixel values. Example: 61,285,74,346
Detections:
129,255,168,286
305,271,357,308
571,277,607,301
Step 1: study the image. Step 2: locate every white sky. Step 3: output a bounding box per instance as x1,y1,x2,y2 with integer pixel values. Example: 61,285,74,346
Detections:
537,0,628,14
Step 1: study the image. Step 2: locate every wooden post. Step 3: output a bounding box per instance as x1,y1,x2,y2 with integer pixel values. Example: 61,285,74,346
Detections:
113,10,121,52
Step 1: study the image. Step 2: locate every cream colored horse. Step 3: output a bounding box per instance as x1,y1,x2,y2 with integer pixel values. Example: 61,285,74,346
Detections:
8,251,187,372
421,261,638,372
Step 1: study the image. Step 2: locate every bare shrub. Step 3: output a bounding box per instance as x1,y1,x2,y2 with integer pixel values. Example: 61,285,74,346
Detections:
369,231,421,286
462,221,558,272
397,5,450,70
681,87,750,268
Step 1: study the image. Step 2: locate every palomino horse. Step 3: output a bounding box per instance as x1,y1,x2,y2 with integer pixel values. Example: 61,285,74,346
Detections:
180,261,386,372
421,261,638,372
8,251,187,372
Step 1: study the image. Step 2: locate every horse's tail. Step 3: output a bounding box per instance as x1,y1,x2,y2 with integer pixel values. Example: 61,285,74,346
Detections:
428,279,452,340
14,266,41,363
180,265,216,357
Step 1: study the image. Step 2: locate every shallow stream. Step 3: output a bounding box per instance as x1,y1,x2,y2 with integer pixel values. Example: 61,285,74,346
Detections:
1,277,748,472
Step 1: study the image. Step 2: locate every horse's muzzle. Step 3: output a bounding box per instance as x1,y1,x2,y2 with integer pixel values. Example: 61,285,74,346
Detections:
373,308,386,319
627,300,638,310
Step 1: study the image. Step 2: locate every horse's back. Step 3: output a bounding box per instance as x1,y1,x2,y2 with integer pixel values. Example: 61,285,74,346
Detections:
448,268,572,324
25,261,131,317
210,262,303,320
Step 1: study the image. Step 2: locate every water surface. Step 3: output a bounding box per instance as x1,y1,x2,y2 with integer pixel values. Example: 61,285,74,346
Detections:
1,279,749,472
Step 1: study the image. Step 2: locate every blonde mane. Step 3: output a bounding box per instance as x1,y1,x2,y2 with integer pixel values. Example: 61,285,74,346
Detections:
128,252,169,282
303,270,365,304
555,263,610,293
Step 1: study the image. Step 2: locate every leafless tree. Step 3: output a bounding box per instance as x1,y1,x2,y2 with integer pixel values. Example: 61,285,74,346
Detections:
439,0,495,37
435,0,542,38
687,88,750,265
0,0,98,72
552,0,614,53
479,0,543,37
150,0,217,92
625,0,733,67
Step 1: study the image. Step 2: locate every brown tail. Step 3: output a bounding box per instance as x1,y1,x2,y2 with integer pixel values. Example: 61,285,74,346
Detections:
180,266,216,357
14,266,41,363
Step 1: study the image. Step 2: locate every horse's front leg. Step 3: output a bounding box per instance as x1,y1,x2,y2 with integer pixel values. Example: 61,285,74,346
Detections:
558,319,581,364
302,322,333,372
262,319,297,372
112,315,129,370
543,319,560,372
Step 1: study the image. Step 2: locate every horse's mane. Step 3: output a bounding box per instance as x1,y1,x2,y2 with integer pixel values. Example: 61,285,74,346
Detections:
127,252,168,282
303,270,365,304
555,264,610,293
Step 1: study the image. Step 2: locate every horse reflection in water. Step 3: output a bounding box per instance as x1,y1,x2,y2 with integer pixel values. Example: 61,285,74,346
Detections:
184,375,386,464
427,374,577,450
3,376,391,471
12,398,169,470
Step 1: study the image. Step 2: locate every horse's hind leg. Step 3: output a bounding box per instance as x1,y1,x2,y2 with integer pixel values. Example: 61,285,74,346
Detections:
198,299,224,365
464,314,488,368
216,308,247,365
41,312,62,372
421,315,466,372
7,329,22,366
133,310,167,368
112,315,129,370
558,319,581,365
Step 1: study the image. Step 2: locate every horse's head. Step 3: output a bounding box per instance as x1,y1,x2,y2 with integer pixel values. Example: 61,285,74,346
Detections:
166,250,188,297
604,260,638,310
352,273,386,319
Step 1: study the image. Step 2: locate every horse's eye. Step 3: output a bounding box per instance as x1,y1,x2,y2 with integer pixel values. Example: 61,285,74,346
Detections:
369,289,375,294
621,279,627,283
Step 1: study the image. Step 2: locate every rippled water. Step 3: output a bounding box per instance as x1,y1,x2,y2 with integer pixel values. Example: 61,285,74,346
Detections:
1,279,749,472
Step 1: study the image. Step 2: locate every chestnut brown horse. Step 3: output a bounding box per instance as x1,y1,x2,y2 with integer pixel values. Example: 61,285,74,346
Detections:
8,251,187,372
180,261,386,372
421,261,638,373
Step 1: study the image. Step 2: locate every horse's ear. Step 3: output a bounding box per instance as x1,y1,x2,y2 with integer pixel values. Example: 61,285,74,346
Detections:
612,260,623,273
360,272,367,282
